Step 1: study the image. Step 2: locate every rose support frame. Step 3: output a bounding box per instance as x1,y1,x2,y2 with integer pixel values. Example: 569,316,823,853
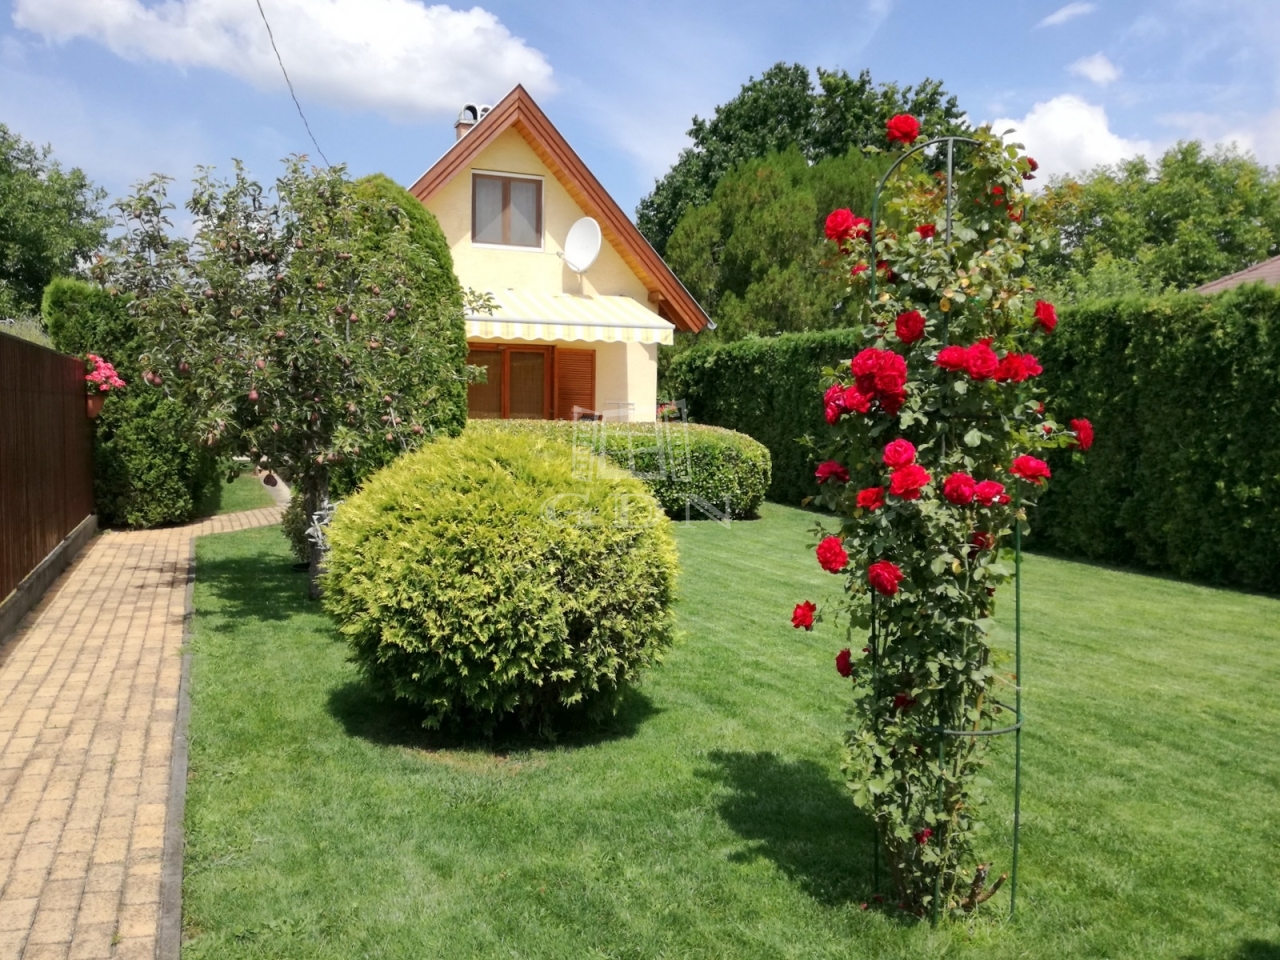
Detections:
865,136,1025,924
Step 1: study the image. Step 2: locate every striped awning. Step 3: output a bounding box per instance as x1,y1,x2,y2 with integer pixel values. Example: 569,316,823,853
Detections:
465,289,675,345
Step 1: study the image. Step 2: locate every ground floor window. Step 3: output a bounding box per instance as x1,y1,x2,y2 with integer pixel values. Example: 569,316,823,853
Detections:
467,344,596,420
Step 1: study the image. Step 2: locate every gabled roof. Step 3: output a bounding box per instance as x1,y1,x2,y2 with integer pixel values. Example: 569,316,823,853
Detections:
1196,254,1280,295
409,85,708,334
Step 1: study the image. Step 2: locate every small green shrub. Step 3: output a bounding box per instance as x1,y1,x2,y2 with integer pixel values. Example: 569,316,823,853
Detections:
480,419,771,519
663,328,862,506
280,490,310,563
43,276,220,527
322,428,679,732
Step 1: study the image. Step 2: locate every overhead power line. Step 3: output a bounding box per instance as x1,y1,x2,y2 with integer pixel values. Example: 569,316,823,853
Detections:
254,0,331,167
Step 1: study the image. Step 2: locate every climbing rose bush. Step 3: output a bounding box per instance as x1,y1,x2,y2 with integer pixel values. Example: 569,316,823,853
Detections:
795,122,1092,916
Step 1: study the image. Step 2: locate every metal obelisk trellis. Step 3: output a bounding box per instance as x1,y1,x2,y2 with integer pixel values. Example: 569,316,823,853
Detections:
864,136,1024,922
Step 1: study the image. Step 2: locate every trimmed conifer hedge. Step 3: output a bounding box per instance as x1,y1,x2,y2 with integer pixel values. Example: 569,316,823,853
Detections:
663,286,1280,591
664,328,860,506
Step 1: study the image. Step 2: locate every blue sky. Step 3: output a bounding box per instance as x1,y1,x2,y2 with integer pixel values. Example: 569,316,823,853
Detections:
1,0,1276,219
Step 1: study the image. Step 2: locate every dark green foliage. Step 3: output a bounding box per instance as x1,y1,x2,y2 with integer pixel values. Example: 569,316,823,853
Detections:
1030,142,1280,300
482,419,771,519
664,328,863,506
637,63,968,255
43,276,219,527
280,490,310,562
0,124,107,317
326,173,468,498
664,147,887,344
1036,286,1280,592
322,427,678,733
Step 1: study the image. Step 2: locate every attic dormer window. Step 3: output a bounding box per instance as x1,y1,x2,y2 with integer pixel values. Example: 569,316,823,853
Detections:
472,173,542,248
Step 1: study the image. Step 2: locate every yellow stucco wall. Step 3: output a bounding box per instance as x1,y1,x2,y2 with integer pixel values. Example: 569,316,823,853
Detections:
426,127,660,422
426,128,654,304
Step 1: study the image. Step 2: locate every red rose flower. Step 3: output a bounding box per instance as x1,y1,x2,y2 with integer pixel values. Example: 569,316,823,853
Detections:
1022,156,1039,180
851,262,868,277
852,347,882,393
835,648,853,677
892,691,916,711
825,403,841,425
792,600,817,630
935,345,968,372
856,486,886,510
823,383,845,407
868,560,904,596
844,387,873,414
895,309,926,344
1010,455,1052,484
886,113,921,145
943,471,976,505
1008,208,1024,223
991,185,1005,207
1070,417,1094,451
815,460,849,485
824,208,855,243
974,480,1009,506
876,260,897,284
889,464,930,500
880,390,906,415
882,438,917,468
994,352,1043,384
914,828,933,845
915,223,936,240
817,535,849,573
970,530,995,552
965,342,999,380
1034,300,1058,333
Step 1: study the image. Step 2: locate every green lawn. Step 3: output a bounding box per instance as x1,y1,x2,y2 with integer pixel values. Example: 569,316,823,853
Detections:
198,469,277,517
184,504,1280,959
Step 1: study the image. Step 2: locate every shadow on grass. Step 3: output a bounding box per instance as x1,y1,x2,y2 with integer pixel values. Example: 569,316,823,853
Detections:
194,547,312,626
325,677,661,755
700,750,875,907
1182,942,1280,960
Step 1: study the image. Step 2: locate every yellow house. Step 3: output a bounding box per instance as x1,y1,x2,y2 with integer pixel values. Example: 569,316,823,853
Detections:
410,86,709,423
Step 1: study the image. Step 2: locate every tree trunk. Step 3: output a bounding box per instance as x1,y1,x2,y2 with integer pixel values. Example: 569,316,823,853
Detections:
301,470,329,601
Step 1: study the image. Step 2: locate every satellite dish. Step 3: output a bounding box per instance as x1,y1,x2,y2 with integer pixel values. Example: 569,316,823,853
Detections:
562,217,602,274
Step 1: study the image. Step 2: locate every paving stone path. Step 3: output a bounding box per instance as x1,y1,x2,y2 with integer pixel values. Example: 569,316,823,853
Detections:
0,506,282,960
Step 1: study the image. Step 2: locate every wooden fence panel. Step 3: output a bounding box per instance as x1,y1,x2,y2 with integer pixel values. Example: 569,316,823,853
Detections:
0,331,94,603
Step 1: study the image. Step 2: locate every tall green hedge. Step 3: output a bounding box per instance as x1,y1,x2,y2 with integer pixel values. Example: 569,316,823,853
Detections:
664,328,861,505
664,287,1280,592
43,277,220,527
1036,285,1280,591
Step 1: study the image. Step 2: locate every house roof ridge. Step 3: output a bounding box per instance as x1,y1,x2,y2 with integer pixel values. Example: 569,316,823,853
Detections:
408,85,709,333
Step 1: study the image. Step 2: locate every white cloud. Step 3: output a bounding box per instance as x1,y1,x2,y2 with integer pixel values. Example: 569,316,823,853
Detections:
992,95,1154,180
1069,52,1122,86
1037,2,1096,28
1160,109,1280,166
11,0,555,122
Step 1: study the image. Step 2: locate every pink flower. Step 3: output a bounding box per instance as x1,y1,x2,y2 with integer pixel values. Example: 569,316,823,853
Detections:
882,439,917,469
815,460,849,485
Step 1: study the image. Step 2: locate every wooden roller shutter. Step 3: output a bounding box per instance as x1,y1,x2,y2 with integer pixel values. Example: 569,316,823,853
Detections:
555,348,596,419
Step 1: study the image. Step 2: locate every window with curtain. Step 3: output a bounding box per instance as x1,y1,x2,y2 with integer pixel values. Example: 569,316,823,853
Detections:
472,174,542,248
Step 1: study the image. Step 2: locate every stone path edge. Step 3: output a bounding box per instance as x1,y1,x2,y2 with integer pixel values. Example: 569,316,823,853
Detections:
156,539,195,960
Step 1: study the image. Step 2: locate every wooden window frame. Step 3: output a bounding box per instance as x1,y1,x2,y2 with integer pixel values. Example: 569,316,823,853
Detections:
467,344,554,420
471,173,543,249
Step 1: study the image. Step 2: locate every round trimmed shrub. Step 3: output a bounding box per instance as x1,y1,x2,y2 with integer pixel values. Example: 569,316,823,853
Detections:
480,420,771,519
321,428,679,732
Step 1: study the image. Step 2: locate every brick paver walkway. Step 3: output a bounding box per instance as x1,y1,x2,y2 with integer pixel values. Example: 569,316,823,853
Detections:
0,506,282,960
